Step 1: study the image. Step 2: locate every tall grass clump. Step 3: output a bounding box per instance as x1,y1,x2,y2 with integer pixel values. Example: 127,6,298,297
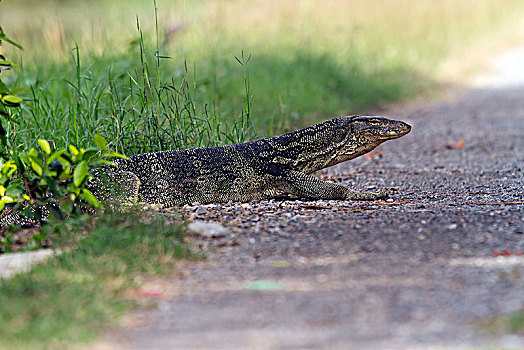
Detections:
8,17,256,156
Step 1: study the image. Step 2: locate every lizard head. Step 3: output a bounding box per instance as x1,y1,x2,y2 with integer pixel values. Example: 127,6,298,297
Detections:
327,115,411,165
349,116,411,142
274,115,411,173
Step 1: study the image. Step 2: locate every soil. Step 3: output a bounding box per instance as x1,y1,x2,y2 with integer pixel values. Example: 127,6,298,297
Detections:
98,55,524,349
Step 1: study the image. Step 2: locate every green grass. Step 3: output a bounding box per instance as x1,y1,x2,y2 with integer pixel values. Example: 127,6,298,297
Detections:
0,211,195,348
2,0,524,154
480,310,524,336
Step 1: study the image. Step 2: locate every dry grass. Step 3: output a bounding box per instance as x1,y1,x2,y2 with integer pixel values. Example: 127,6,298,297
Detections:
5,0,524,72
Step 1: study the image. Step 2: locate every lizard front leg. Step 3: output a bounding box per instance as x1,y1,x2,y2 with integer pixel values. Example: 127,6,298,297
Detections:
281,170,387,201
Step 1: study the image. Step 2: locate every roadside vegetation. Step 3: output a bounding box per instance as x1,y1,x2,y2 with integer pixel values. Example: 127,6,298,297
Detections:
3,0,524,152
1,0,524,347
0,211,195,349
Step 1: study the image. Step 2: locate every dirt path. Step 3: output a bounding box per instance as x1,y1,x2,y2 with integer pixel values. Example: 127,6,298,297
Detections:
101,53,524,350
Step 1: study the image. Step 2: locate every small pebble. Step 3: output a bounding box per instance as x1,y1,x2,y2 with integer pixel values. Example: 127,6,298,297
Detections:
315,274,329,284
195,206,208,215
187,220,229,238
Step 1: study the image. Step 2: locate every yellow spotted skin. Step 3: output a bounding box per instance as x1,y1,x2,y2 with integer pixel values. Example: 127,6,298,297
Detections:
1,116,410,227
89,115,411,207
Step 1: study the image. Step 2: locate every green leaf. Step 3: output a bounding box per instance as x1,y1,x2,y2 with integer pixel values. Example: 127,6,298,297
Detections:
93,135,107,150
0,81,8,94
47,149,66,165
37,139,51,155
0,60,16,67
57,156,72,166
59,168,72,180
2,95,23,106
18,153,30,166
28,148,38,159
0,196,14,204
5,185,23,197
99,160,118,166
80,188,102,208
103,151,130,160
5,164,17,177
82,149,99,162
10,87,27,94
31,160,43,176
69,144,79,156
73,161,88,187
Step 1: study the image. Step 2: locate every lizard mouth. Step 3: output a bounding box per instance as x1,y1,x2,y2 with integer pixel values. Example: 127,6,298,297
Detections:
398,122,412,136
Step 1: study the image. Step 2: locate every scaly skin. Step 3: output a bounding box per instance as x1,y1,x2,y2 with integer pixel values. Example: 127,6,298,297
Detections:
1,115,411,227
90,115,411,206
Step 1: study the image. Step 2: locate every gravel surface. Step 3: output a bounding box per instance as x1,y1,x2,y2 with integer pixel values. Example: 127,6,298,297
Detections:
99,57,524,350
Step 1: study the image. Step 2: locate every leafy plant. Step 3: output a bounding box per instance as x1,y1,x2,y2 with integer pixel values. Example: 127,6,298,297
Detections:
0,25,127,230
0,25,25,145
1,135,128,225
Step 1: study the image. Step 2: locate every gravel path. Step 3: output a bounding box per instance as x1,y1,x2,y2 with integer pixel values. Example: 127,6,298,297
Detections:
101,53,524,350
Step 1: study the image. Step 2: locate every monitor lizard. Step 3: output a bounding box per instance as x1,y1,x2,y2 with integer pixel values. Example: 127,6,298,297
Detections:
1,115,411,227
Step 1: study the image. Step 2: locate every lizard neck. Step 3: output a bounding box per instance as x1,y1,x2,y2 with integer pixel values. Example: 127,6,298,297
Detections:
261,118,377,174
